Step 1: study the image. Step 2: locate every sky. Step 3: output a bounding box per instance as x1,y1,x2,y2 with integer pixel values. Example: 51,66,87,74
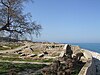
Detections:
24,0,100,43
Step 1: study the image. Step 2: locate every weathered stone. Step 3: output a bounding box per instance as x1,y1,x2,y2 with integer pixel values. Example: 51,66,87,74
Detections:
18,52,22,54
63,44,73,58
65,69,71,75
42,67,51,75
2,46,11,49
8,69,17,75
64,58,74,69
71,46,80,54
57,71,63,75
43,51,48,54
59,51,65,57
30,47,34,52
27,54,37,57
21,48,33,54
20,54,26,56
76,52,84,61
72,52,84,61
38,53,44,57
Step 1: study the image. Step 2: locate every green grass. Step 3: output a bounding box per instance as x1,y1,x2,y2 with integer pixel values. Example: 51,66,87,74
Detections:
0,46,9,50
41,58,53,62
0,62,47,74
0,54,19,57
0,56,53,62
5,44,21,49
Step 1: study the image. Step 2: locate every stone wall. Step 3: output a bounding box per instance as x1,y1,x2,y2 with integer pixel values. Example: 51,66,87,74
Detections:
78,49,96,75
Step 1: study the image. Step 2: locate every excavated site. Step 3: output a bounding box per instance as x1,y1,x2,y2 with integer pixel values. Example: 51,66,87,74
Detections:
0,41,99,75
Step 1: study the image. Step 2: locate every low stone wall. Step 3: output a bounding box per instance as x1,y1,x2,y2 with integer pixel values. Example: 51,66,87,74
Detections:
78,49,96,75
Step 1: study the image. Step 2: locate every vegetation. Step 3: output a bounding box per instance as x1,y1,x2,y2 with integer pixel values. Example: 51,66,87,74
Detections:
0,56,53,62
0,62,47,75
0,43,22,50
0,0,42,40
0,46,9,50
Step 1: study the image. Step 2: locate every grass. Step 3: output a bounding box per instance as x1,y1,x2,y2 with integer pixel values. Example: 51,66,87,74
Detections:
0,54,19,57
0,43,24,50
38,58,53,62
0,46,9,50
0,56,53,62
0,62,47,75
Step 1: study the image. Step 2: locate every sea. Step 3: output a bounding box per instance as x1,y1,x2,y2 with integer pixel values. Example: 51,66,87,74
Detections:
68,43,100,53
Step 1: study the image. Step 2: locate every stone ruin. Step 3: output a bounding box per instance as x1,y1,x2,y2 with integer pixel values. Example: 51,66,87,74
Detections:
41,44,84,75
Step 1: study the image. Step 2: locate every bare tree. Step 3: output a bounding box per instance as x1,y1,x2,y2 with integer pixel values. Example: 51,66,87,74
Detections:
0,0,42,40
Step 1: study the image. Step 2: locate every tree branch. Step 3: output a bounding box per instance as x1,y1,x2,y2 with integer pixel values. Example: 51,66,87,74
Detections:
6,29,22,34
1,0,9,7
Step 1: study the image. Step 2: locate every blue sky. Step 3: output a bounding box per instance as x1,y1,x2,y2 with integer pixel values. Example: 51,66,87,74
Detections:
24,0,100,43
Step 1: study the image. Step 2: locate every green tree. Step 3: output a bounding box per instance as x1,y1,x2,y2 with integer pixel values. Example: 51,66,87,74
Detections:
0,0,42,40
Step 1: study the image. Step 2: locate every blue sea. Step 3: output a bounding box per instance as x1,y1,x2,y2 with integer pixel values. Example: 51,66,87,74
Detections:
69,43,100,53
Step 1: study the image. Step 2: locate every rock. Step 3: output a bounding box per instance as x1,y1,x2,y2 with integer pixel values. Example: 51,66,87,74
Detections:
6,52,8,53
71,46,80,54
20,54,26,56
63,44,68,50
30,47,34,52
65,69,71,75
43,51,48,54
59,51,65,57
42,67,51,75
38,53,44,57
27,54,37,57
3,46,11,49
63,44,73,58
18,52,22,54
8,69,17,75
18,49,22,51
72,52,84,61
50,60,60,73
21,48,33,54
65,58,74,69
57,71,63,75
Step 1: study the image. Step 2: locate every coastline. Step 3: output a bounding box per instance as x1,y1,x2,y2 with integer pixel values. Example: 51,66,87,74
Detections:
69,43,100,53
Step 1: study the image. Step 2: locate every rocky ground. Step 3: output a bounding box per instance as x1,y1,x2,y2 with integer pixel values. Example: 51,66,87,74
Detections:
0,41,64,75
0,41,100,75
